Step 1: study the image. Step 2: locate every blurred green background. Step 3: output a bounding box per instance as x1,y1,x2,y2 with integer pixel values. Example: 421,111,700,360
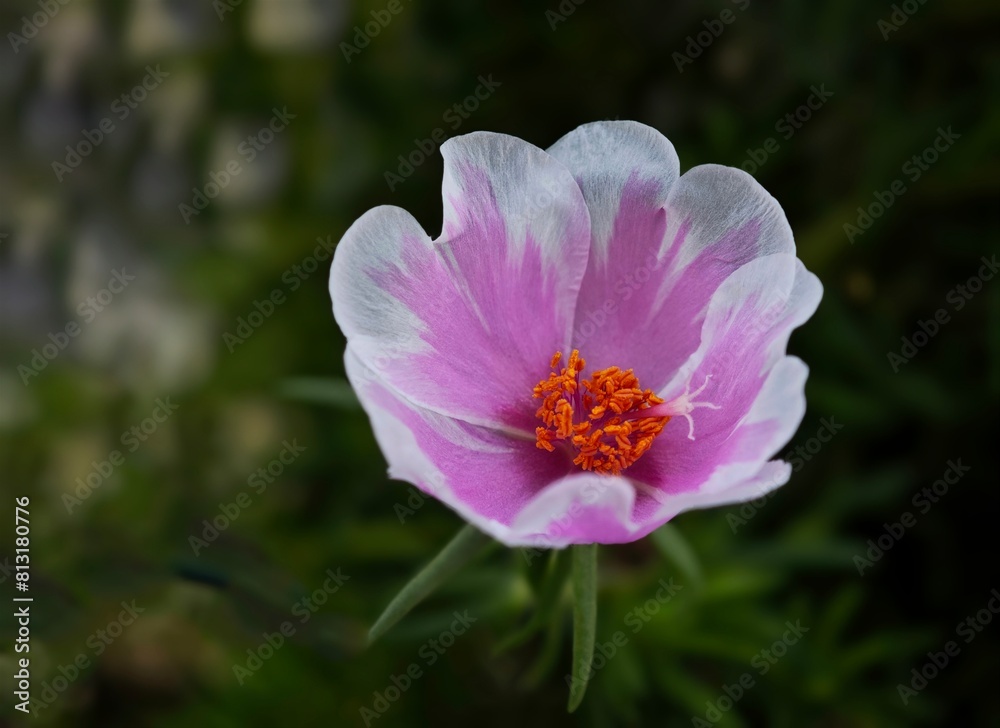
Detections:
1,0,998,726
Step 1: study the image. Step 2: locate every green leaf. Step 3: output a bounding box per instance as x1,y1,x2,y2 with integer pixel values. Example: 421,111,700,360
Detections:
367,524,492,644
278,377,360,409
568,544,598,713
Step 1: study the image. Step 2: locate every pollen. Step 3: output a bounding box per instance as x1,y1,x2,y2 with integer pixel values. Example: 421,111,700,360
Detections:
533,349,669,475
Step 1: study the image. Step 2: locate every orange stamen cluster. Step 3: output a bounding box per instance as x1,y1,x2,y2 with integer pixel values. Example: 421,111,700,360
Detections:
533,350,669,475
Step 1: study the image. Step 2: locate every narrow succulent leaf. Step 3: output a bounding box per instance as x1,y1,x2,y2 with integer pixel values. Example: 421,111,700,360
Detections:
567,544,598,712
368,524,492,644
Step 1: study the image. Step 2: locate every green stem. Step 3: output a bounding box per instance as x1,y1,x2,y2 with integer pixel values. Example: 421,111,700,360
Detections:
568,543,598,712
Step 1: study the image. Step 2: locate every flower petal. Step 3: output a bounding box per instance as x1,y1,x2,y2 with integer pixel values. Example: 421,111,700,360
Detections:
625,253,821,517
547,120,679,265
636,459,793,524
547,122,679,374
331,132,591,432
348,349,673,547
625,164,800,392
345,349,576,545
547,127,798,393
510,473,641,547
638,355,809,496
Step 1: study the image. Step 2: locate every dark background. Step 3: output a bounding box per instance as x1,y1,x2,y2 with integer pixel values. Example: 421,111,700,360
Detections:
1,0,997,726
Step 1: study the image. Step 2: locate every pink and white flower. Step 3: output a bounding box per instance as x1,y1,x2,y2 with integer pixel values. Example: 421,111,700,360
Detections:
330,121,822,547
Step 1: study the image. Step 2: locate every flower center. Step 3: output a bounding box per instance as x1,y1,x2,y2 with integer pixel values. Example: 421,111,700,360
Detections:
532,350,670,475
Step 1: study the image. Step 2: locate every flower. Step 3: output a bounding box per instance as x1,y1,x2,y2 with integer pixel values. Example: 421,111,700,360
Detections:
330,121,822,547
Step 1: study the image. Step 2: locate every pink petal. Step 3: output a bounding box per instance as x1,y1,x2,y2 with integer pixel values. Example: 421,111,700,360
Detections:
331,132,591,432
511,473,641,547
640,164,797,391
549,120,796,392
347,350,669,547
345,349,575,544
625,254,822,522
